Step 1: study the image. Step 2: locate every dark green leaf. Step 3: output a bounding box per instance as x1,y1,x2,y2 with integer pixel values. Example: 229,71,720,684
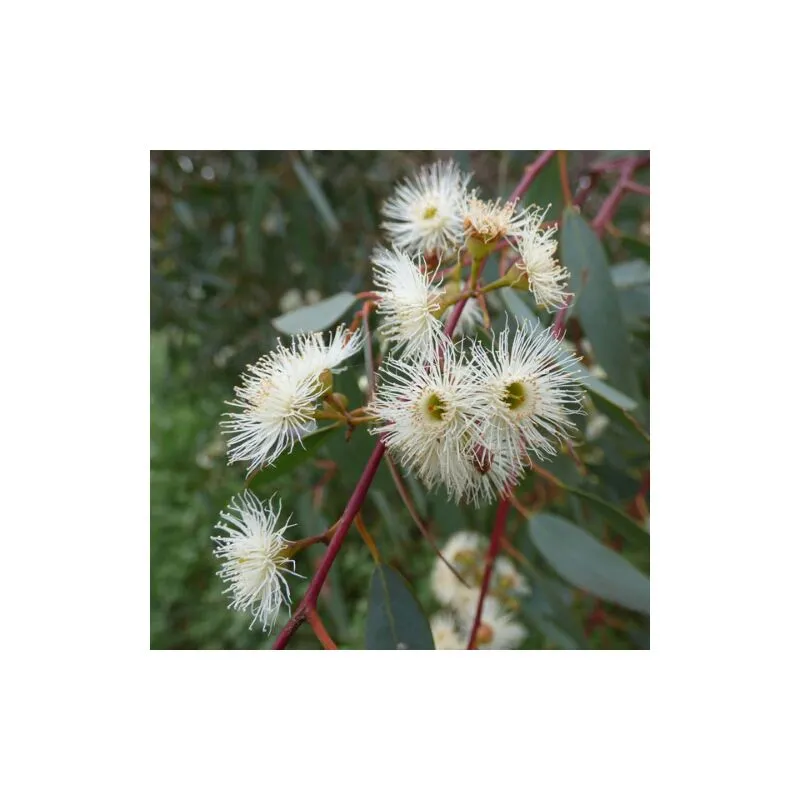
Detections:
246,424,339,490
273,291,357,335
365,565,435,649
520,574,587,649
245,176,271,268
560,207,641,401
290,155,341,236
567,488,649,548
528,513,650,614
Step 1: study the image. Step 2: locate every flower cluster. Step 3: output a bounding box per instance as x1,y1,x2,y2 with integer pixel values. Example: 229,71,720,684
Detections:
429,531,529,650
213,158,585,637
379,159,570,311
369,319,583,505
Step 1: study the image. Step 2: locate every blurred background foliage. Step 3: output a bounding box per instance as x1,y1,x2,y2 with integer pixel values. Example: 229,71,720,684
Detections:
150,150,650,650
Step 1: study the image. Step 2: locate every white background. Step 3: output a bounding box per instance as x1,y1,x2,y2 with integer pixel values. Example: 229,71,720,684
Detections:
1,1,799,798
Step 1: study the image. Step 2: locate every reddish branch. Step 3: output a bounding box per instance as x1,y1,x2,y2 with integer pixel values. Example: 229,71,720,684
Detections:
591,155,650,233
273,440,386,648
306,608,338,650
508,150,556,204
467,495,511,649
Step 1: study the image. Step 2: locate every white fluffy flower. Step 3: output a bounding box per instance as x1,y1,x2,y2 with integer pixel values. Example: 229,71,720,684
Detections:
212,491,301,632
513,211,570,310
369,346,504,504
473,320,583,463
223,326,361,474
372,247,445,359
462,193,529,244
430,610,467,650
381,160,470,256
431,531,483,607
455,595,527,650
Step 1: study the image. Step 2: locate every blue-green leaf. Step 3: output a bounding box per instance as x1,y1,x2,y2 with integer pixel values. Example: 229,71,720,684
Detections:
365,565,435,649
273,291,357,335
560,208,641,401
528,513,649,614
611,259,649,289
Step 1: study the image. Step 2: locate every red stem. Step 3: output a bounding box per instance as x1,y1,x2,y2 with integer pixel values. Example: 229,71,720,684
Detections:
508,150,556,204
273,440,386,649
551,296,573,340
623,180,650,196
307,608,338,650
466,496,511,649
591,155,650,233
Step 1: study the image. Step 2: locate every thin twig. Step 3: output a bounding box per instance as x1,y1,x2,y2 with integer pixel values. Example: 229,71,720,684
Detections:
384,454,469,588
467,496,511,649
307,608,338,650
591,155,650,234
557,151,573,206
273,440,387,649
508,150,557,204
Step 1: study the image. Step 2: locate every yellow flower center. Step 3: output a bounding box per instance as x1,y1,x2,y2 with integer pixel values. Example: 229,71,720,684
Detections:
502,381,526,410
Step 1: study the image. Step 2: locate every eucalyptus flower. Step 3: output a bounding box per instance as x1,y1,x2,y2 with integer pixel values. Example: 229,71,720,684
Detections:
212,491,301,631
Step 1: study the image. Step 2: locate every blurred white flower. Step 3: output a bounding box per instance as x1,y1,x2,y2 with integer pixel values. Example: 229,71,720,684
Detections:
223,326,361,474
212,491,301,631
431,531,483,607
305,288,322,305
455,595,527,650
279,287,304,314
473,320,583,463
512,211,570,310
493,555,530,598
430,610,467,650
372,246,445,359
381,160,470,256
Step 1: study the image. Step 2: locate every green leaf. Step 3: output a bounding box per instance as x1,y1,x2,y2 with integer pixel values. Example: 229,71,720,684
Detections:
273,291,357,335
567,488,649,547
246,424,339,490
365,565,435,649
519,574,587,650
528,513,650,615
290,155,341,236
499,286,544,328
611,259,649,289
572,358,638,412
560,207,641,401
